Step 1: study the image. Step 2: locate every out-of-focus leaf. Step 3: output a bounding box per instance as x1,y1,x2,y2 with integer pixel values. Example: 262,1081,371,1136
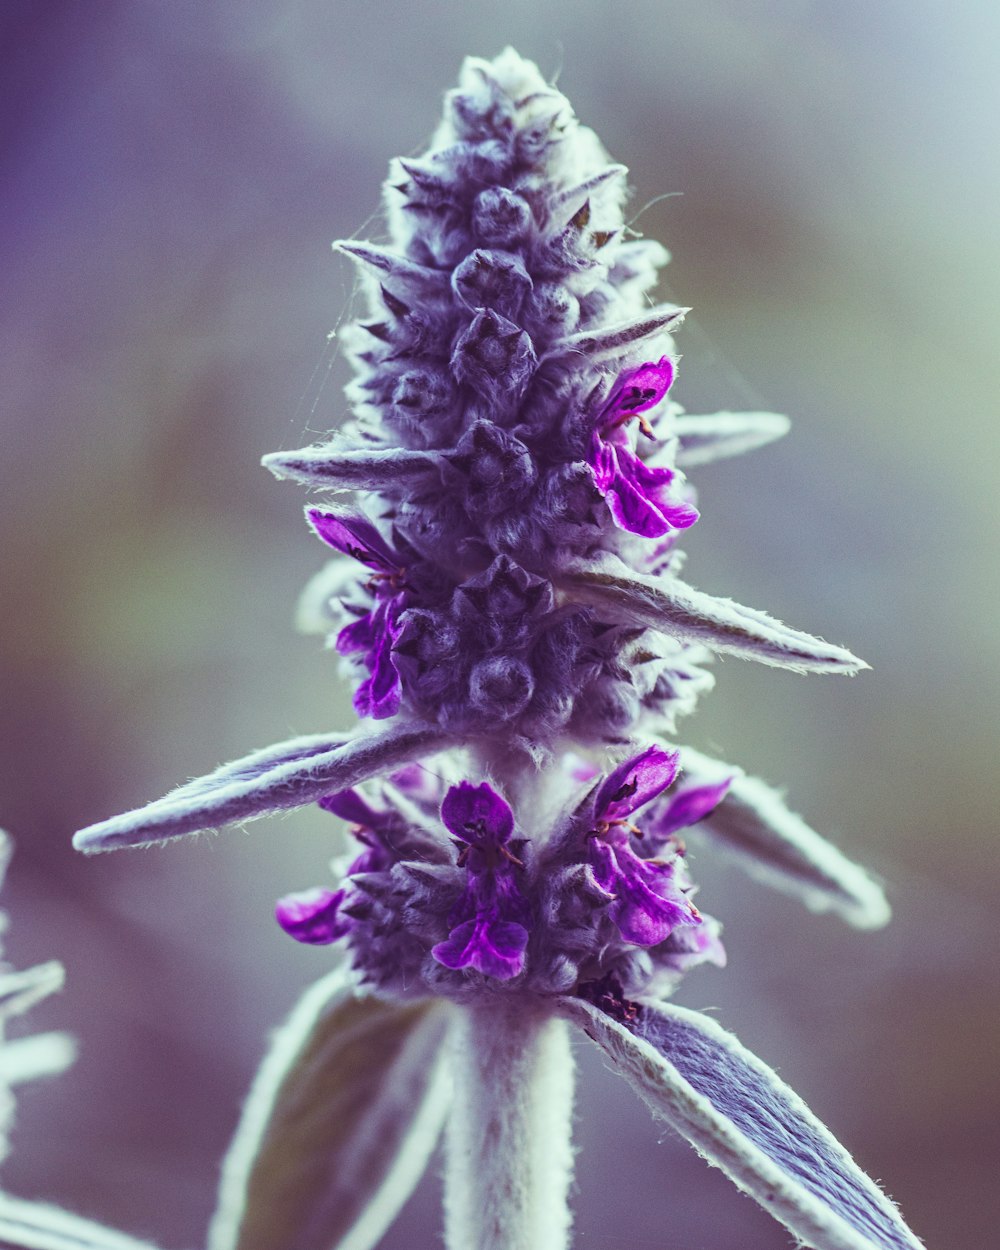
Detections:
209,967,451,1250
0,1195,159,1250
559,996,924,1250
681,746,890,929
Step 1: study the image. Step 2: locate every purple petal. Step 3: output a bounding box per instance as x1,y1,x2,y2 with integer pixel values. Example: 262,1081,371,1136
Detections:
617,448,700,529
587,838,618,894
588,433,617,492
336,612,377,656
603,455,679,539
595,745,680,821
608,862,699,946
440,781,514,846
602,356,676,424
649,777,734,839
353,606,403,720
305,506,400,572
587,836,699,946
317,788,380,827
275,888,350,945
431,914,528,980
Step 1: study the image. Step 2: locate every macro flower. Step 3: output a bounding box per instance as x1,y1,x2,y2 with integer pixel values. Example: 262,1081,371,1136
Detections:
74,48,921,1250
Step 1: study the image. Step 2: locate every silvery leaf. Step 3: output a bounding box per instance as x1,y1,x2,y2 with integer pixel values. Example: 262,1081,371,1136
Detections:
262,446,442,490
552,306,688,360
560,557,867,674
0,1032,76,1085
0,964,65,1020
681,747,890,929
209,967,451,1250
0,1195,159,1250
559,997,924,1250
334,241,450,295
549,164,628,217
673,411,791,467
74,723,455,854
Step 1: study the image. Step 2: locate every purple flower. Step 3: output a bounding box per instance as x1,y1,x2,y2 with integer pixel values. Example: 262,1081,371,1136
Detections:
275,787,396,947
431,781,530,980
70,51,920,1250
647,773,735,842
587,745,702,946
306,506,408,720
588,357,700,538
275,886,350,945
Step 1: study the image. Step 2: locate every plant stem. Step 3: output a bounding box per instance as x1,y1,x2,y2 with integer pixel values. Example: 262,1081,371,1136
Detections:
443,998,576,1250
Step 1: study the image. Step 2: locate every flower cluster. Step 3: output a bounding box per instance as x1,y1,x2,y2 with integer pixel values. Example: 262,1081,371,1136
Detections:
72,49,924,1250
274,746,728,1002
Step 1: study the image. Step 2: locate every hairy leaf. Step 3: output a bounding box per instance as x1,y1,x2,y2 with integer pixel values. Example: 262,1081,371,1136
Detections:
681,746,890,928
559,997,923,1250
74,723,455,853
673,410,791,467
560,556,867,674
209,968,451,1250
0,1195,159,1250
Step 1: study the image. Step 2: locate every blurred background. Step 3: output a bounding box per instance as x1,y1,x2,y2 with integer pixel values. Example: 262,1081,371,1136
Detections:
2,1,997,1247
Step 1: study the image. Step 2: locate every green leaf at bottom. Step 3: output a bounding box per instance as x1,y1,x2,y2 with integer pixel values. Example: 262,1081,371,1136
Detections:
209,968,451,1250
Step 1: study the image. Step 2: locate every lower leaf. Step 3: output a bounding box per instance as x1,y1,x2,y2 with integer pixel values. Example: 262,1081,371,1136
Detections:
558,996,923,1250
209,967,452,1250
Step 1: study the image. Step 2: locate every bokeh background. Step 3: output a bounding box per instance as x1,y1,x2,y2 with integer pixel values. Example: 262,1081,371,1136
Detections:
2,2,998,1247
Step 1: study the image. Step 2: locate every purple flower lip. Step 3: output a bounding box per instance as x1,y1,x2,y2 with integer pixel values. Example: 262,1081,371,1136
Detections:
432,781,530,981
588,358,700,539
275,886,350,945
306,507,409,720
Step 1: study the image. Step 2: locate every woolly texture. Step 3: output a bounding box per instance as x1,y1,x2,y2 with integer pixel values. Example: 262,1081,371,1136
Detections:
444,1001,575,1250
558,997,924,1250
70,48,925,1250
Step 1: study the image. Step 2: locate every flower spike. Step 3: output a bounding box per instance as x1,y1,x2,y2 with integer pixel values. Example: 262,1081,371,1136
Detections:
72,47,922,1250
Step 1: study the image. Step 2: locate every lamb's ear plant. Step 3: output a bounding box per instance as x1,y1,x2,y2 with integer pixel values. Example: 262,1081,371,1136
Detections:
74,48,924,1250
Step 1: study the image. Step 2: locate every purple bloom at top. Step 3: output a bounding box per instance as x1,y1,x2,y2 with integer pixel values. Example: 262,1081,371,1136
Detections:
306,507,408,720
432,781,530,981
587,745,702,946
587,357,700,539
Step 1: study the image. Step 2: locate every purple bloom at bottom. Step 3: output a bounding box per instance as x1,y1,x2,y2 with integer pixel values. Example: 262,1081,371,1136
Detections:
275,886,350,945
588,357,700,539
431,781,530,981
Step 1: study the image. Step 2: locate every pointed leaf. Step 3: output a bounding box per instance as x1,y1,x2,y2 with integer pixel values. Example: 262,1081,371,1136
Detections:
681,747,890,928
560,557,868,675
209,968,451,1250
0,1195,159,1250
559,997,924,1250
673,411,791,467
333,241,449,295
549,164,628,217
553,306,689,361
73,723,456,854
263,446,442,490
